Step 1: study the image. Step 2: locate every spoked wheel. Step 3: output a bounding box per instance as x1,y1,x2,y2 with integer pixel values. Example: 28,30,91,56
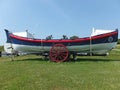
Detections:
50,44,69,62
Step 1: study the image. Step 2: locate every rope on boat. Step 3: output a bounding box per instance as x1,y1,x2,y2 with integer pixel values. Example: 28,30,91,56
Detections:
90,36,92,56
41,39,44,51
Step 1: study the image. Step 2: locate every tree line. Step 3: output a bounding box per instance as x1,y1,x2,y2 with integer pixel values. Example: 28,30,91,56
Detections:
117,39,120,44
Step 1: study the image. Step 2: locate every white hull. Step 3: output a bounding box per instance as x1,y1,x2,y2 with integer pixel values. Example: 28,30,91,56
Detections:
4,42,117,55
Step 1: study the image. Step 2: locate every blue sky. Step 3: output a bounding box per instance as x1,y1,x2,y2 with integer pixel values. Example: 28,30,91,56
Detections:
0,0,120,45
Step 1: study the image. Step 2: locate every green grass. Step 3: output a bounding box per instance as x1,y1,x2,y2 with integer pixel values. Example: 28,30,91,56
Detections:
0,45,120,90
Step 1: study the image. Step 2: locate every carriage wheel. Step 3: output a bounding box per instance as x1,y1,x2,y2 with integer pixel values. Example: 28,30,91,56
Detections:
50,44,69,62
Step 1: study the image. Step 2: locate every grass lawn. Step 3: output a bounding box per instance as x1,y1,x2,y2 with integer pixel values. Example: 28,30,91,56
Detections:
0,45,120,90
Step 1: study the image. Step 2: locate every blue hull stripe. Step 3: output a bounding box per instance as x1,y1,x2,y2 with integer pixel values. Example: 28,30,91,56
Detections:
5,29,118,46
10,34,118,46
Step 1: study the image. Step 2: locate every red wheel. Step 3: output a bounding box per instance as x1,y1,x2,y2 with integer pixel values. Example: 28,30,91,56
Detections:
50,44,69,62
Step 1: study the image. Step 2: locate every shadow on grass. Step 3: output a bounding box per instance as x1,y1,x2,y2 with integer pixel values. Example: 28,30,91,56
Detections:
15,57,49,62
75,56,120,62
14,56,120,62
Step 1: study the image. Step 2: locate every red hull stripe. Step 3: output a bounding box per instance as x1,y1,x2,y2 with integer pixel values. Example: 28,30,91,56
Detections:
10,31,118,43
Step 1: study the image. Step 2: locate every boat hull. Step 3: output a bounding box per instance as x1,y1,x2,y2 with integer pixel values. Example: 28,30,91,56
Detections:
4,29,118,55
5,41,117,55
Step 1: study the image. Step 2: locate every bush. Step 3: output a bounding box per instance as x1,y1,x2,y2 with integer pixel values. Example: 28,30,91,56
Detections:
0,46,4,52
117,39,120,44
70,36,79,40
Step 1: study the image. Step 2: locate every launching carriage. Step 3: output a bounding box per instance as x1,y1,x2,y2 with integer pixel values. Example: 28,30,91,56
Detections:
4,29,118,62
